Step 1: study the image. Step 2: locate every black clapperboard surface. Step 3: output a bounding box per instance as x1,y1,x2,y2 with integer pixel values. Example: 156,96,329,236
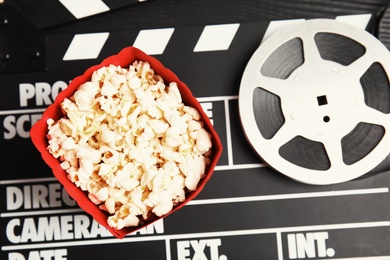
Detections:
1,1,390,259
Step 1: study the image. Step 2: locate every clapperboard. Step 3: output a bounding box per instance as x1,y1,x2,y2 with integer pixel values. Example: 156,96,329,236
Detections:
1,3,390,259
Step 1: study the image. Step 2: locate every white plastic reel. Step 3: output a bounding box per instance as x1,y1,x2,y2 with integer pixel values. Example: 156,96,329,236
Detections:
239,19,390,185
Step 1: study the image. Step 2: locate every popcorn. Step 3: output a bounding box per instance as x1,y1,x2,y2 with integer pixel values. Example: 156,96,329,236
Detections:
45,61,213,230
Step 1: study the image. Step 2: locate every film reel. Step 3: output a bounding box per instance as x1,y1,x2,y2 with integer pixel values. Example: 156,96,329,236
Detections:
239,19,390,185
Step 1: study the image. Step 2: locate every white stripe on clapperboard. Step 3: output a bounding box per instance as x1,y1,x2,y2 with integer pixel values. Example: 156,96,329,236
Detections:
61,13,372,61
58,0,110,19
58,0,148,20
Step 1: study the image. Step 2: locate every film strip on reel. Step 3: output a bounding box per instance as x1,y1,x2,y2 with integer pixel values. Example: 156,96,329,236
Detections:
239,18,390,185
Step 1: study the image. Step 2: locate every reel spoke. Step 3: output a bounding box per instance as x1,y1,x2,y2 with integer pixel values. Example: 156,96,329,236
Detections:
269,120,299,148
251,73,290,98
300,32,323,64
345,51,379,79
356,104,390,127
322,136,344,169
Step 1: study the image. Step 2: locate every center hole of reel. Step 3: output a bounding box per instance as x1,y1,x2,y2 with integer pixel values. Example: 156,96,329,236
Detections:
323,116,330,122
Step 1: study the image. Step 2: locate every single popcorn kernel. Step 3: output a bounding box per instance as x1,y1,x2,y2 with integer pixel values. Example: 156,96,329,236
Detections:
46,61,213,230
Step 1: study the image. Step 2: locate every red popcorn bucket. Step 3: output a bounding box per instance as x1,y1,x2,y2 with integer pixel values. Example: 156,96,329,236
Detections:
30,46,223,238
